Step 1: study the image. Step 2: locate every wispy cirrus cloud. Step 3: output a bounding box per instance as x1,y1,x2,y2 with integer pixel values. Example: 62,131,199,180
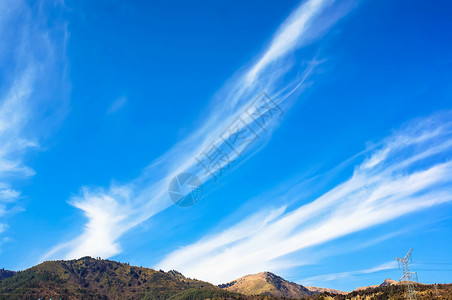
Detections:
0,69,34,234
44,0,354,260
156,112,452,284
0,0,70,240
246,0,333,84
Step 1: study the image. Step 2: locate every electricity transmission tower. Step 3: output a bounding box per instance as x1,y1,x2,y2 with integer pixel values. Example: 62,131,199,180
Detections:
396,248,418,300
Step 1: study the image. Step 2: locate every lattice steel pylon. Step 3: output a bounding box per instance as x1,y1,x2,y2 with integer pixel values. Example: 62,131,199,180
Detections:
396,248,418,300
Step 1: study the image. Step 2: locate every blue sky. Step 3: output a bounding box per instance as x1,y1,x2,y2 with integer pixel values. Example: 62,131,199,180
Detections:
1,0,452,292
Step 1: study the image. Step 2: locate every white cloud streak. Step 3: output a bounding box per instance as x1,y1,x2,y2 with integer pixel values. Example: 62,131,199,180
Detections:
44,0,352,260
246,0,332,84
0,0,70,240
157,112,452,284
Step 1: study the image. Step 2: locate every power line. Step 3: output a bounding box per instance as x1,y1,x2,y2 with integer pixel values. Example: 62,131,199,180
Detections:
415,262,452,266
411,268,452,271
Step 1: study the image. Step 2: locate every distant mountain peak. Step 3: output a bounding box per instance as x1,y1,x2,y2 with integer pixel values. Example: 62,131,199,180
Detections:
380,278,398,286
219,271,313,298
354,278,399,291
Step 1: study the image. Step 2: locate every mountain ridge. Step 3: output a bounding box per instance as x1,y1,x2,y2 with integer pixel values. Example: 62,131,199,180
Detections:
305,285,347,295
0,257,242,299
219,271,313,298
354,278,399,292
1,257,451,299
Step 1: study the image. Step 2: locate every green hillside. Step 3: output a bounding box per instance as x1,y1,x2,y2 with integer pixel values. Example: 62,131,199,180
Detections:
0,269,15,281
0,257,249,299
